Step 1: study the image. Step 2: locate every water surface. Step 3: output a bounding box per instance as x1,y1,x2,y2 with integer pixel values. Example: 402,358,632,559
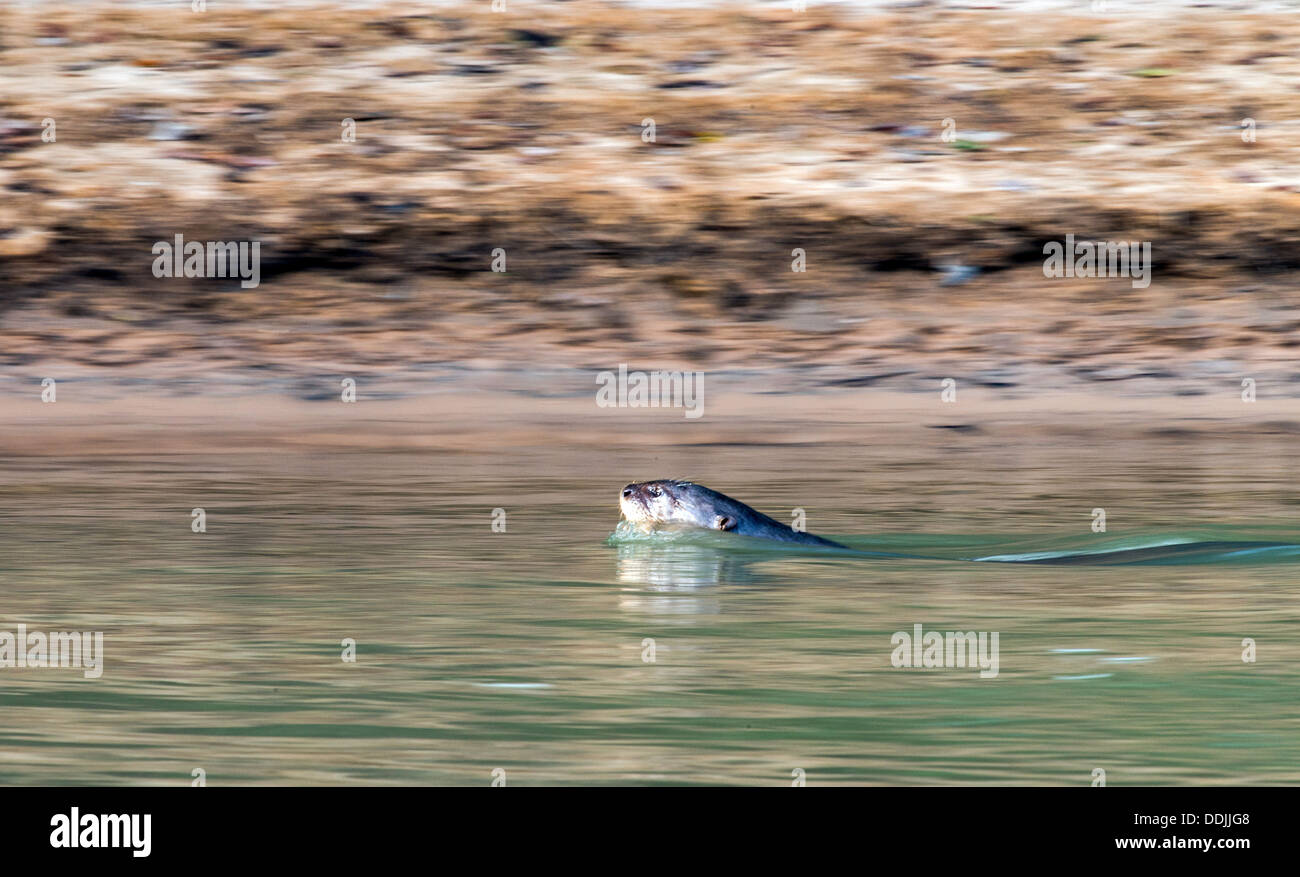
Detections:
2,431,1298,785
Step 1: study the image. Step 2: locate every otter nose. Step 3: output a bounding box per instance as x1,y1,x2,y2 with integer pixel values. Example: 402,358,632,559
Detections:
621,486,635,498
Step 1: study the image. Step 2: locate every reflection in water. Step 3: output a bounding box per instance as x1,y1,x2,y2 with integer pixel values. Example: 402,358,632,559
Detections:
614,541,763,590
616,593,722,616
613,541,754,616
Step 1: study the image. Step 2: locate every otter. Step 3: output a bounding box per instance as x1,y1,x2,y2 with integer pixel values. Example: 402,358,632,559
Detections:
619,480,848,549
619,480,1300,566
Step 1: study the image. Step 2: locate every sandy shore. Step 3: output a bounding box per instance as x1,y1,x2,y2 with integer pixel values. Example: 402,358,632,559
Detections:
2,3,1300,396
3,387,1299,456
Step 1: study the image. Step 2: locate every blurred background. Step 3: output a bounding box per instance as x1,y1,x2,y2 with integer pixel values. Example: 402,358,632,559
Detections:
3,0,1300,395
2,1,1300,786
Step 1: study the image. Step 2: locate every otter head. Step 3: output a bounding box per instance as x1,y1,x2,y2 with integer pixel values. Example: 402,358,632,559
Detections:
619,480,738,533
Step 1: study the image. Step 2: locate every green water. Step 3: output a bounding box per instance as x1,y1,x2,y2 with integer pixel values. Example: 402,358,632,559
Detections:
2,437,1298,785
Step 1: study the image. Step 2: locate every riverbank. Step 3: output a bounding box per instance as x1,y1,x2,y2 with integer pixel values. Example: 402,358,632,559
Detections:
3,3,1300,396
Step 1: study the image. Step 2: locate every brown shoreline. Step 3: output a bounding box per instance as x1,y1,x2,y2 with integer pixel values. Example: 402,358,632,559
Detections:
3,389,1298,456
2,3,1300,394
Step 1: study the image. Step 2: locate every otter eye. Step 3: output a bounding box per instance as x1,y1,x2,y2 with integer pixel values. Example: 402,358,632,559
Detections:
649,486,662,497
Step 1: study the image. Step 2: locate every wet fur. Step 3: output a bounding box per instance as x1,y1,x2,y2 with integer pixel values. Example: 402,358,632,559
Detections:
619,480,847,549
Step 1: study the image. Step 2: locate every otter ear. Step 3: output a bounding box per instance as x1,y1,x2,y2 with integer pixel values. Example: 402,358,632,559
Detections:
714,514,737,532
